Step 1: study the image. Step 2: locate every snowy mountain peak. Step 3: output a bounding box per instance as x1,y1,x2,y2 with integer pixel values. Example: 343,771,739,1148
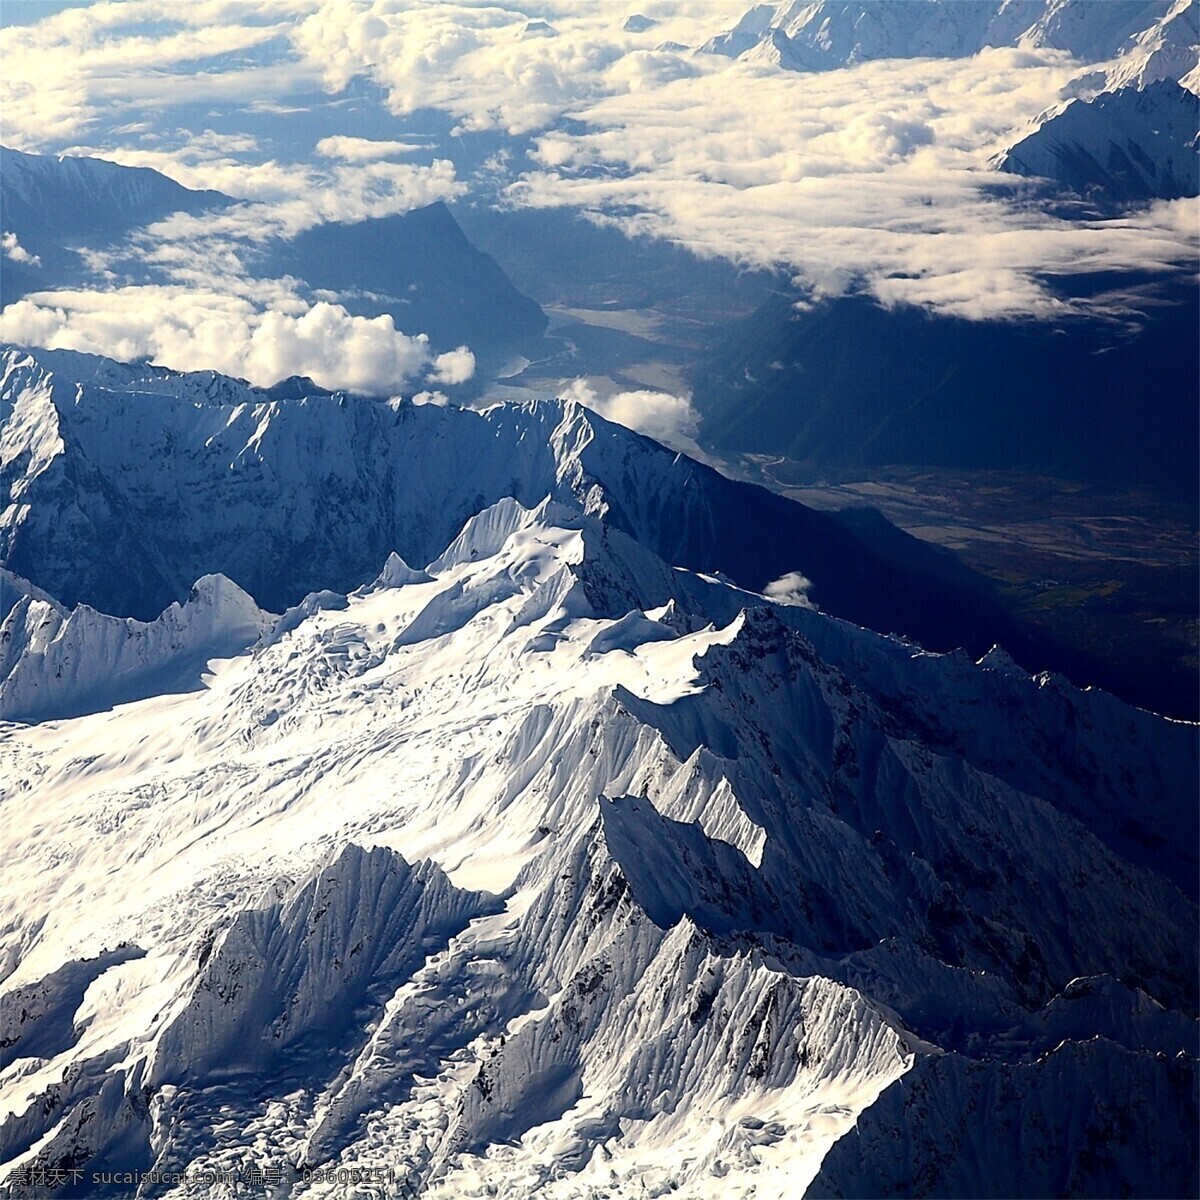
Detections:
0,571,270,722
359,552,434,592
702,1,1192,78
998,77,1200,199
976,643,1028,677
0,344,1195,1197
1106,0,1200,91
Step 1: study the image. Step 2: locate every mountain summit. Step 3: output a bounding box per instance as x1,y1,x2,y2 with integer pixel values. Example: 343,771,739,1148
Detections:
998,78,1200,200
0,346,1194,1199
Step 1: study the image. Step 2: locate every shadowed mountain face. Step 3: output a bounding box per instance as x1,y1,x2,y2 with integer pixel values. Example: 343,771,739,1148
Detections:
0,347,1019,650
0,149,547,369
0,146,230,250
0,145,232,293
689,282,1200,500
263,203,548,366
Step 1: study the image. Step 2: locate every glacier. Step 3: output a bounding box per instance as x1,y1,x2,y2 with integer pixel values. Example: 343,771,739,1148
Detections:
0,350,1195,1198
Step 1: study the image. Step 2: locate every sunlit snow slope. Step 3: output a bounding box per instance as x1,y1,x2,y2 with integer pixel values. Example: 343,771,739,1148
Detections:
0,350,1195,1199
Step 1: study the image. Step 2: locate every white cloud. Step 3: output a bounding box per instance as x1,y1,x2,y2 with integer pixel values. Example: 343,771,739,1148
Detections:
2,1,1193,328
560,378,699,450
0,289,474,395
0,1,316,148
411,389,450,407
429,346,476,385
1,232,41,267
283,3,752,136
63,140,465,234
315,135,428,161
49,137,467,311
763,571,817,609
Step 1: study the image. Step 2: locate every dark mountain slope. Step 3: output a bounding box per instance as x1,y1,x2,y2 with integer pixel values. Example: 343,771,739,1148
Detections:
265,203,548,364
689,281,1199,499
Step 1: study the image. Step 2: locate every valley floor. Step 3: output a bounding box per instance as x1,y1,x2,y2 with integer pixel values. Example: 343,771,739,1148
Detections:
739,460,1199,721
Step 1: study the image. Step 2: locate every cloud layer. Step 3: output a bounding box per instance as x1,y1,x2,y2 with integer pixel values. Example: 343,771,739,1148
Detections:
1,0,1195,366
315,135,429,161
510,46,1197,317
63,139,465,236
763,570,817,609
290,3,1198,318
1,232,41,266
0,289,473,395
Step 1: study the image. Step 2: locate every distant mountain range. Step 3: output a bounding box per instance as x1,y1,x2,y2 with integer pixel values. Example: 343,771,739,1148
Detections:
0,145,229,253
0,147,547,369
265,203,547,367
688,281,1199,500
0,145,230,297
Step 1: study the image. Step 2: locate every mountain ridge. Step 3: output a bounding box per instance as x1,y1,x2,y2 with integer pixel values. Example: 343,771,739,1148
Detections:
998,78,1200,199
0,343,1053,676
0,434,1193,1195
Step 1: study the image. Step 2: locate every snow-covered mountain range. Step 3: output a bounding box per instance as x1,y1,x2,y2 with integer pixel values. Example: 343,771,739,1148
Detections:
998,78,1199,199
0,347,1195,1198
704,0,1196,79
0,346,1046,667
